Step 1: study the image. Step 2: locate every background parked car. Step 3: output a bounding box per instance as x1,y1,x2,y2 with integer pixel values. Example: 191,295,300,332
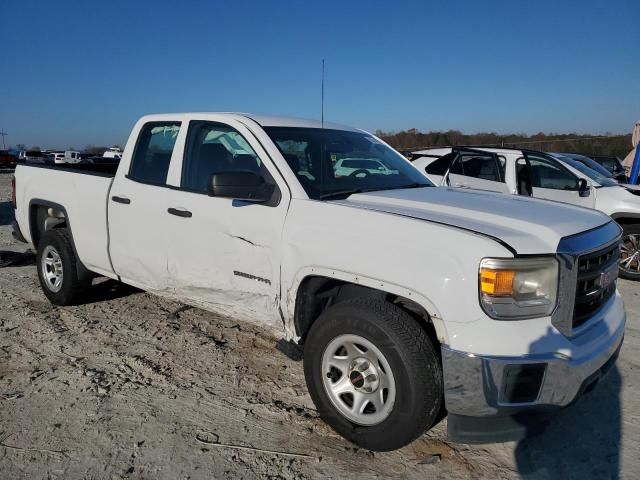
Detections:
80,155,121,165
102,147,123,159
588,154,628,182
550,152,623,183
45,150,82,164
25,150,52,164
333,157,398,177
0,150,18,168
412,146,640,280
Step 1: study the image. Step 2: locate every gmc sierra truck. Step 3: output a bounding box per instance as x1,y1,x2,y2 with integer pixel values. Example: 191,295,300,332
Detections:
12,113,625,451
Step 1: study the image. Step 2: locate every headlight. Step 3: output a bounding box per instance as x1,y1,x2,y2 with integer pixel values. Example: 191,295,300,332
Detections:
479,257,559,320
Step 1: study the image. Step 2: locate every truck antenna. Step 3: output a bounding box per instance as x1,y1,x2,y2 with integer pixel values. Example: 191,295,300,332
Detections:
321,59,325,128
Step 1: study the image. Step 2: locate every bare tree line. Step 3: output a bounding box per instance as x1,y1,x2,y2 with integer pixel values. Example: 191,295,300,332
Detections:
378,129,632,157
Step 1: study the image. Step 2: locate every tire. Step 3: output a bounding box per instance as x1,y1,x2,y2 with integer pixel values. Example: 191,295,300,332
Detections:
619,224,640,281
36,229,90,305
303,297,443,451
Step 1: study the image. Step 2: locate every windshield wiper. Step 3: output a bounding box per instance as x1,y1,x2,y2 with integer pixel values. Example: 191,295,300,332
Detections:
319,183,430,200
319,189,366,200
382,183,431,191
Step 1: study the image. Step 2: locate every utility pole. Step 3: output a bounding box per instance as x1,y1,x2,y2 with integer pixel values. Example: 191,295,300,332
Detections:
0,130,7,150
321,59,325,128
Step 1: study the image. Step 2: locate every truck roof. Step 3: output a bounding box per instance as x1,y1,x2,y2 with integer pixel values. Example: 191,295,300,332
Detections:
138,112,361,132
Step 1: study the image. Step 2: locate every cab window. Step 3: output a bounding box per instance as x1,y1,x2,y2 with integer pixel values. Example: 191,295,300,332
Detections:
129,122,181,185
182,121,270,193
450,153,504,182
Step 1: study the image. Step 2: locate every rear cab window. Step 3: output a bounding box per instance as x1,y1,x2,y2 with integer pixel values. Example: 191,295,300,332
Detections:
129,122,181,185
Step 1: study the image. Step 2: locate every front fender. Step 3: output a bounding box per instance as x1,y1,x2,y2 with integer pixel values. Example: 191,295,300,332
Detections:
285,266,449,344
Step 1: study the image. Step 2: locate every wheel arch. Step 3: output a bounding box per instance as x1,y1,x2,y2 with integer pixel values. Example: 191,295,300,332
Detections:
28,199,92,282
611,213,640,225
28,199,69,248
289,268,448,347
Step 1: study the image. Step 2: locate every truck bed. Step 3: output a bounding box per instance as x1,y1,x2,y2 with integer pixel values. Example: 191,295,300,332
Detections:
14,162,116,277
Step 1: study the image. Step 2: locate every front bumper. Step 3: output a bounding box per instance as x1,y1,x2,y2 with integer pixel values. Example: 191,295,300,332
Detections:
442,308,625,442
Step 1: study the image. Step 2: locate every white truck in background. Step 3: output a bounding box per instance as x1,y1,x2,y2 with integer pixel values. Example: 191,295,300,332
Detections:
12,114,625,451
412,147,640,280
102,147,123,159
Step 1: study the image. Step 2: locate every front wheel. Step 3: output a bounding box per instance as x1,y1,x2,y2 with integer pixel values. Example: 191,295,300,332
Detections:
303,297,443,451
619,224,640,280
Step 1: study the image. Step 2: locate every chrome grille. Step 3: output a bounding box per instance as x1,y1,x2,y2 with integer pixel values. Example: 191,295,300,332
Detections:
573,242,620,328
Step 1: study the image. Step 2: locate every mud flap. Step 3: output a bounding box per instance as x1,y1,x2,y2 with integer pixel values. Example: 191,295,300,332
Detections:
11,220,27,244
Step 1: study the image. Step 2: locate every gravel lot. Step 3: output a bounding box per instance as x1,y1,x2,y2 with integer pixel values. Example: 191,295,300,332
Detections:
0,171,638,479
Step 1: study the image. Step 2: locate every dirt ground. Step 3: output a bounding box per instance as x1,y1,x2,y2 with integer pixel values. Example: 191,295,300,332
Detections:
0,171,638,479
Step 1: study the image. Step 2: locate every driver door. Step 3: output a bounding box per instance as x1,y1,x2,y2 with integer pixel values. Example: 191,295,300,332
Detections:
164,118,289,327
523,152,595,208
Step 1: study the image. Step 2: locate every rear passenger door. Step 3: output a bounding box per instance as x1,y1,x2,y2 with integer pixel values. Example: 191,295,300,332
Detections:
447,149,510,194
108,121,182,290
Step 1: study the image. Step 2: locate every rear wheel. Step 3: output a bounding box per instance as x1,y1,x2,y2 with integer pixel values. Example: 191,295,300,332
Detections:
619,224,640,280
303,297,443,451
37,229,90,305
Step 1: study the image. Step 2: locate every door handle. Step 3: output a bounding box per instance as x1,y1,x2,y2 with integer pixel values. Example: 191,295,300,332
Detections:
168,207,192,218
112,196,131,204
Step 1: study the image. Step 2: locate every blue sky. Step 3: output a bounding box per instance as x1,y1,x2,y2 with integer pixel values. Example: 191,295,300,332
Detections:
1,0,639,149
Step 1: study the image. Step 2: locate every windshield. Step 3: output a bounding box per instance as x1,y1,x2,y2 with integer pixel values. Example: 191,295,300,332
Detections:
562,158,618,187
593,156,626,175
564,154,614,178
264,127,432,199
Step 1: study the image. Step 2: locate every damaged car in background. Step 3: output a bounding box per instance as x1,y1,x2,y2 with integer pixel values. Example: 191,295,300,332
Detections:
413,146,640,280
12,113,625,451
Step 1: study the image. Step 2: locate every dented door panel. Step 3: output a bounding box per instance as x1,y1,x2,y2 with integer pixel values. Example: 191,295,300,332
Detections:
165,191,286,332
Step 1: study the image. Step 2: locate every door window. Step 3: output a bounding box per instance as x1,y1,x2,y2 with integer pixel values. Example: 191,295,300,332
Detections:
450,153,504,182
526,154,578,190
129,122,181,185
182,121,269,193
424,153,455,175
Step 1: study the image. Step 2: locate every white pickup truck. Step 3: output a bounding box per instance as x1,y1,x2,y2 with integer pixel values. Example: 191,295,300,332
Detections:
412,147,640,280
12,114,625,451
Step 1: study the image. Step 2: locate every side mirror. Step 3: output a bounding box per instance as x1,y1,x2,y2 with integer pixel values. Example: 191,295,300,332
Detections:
208,171,274,202
578,178,590,197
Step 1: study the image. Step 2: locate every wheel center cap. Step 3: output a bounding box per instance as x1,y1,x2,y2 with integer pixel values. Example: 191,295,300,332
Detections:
349,357,380,393
349,370,365,388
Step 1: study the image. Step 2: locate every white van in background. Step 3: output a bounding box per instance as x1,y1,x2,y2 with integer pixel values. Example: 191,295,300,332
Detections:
46,151,82,164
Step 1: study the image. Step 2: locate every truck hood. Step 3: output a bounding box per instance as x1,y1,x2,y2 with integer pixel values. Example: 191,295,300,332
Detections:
335,187,611,254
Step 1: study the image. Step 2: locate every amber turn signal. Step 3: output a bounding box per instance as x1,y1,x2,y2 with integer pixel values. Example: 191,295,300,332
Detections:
480,268,515,296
